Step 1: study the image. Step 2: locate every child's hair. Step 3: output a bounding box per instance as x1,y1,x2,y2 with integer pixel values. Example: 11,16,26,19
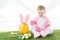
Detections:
37,5,45,10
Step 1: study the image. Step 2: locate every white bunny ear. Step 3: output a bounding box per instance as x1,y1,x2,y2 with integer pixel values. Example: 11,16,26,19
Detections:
20,14,23,23
25,14,30,23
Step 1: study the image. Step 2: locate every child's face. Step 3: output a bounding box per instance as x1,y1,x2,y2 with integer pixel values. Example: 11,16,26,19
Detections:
37,9,45,17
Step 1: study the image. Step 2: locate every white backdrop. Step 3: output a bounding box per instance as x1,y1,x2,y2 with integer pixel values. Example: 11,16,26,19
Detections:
0,0,60,32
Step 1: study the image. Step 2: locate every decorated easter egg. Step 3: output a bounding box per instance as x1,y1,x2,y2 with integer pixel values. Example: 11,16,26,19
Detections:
19,23,29,34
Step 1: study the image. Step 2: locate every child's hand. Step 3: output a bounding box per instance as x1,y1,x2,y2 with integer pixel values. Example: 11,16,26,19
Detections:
30,21,33,25
30,21,36,25
43,23,50,30
46,24,50,27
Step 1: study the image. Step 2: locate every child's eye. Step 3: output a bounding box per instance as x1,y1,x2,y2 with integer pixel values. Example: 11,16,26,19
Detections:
39,13,40,14
39,12,43,14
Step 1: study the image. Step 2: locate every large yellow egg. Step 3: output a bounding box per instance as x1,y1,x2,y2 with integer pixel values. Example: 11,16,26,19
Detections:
19,23,29,34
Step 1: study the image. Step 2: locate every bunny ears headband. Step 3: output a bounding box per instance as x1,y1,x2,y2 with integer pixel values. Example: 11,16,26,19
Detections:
20,14,30,23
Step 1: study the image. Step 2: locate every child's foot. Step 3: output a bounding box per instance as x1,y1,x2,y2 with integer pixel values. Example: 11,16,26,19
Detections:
41,34,47,37
41,31,47,37
34,32,41,38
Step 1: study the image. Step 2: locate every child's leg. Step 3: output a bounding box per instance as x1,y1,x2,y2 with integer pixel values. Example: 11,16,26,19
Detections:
31,27,41,38
45,27,53,35
34,31,41,38
40,31,47,37
40,27,53,37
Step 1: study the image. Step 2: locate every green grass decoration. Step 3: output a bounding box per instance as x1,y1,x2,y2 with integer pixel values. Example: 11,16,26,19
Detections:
0,30,60,40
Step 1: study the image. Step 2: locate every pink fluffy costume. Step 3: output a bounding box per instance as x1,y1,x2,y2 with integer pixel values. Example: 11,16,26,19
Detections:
31,16,53,38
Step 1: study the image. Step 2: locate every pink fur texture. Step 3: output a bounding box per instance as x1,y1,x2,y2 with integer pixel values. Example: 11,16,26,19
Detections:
31,16,53,38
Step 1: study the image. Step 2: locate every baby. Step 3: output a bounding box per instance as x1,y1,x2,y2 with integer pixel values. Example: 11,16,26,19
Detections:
30,5,53,38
